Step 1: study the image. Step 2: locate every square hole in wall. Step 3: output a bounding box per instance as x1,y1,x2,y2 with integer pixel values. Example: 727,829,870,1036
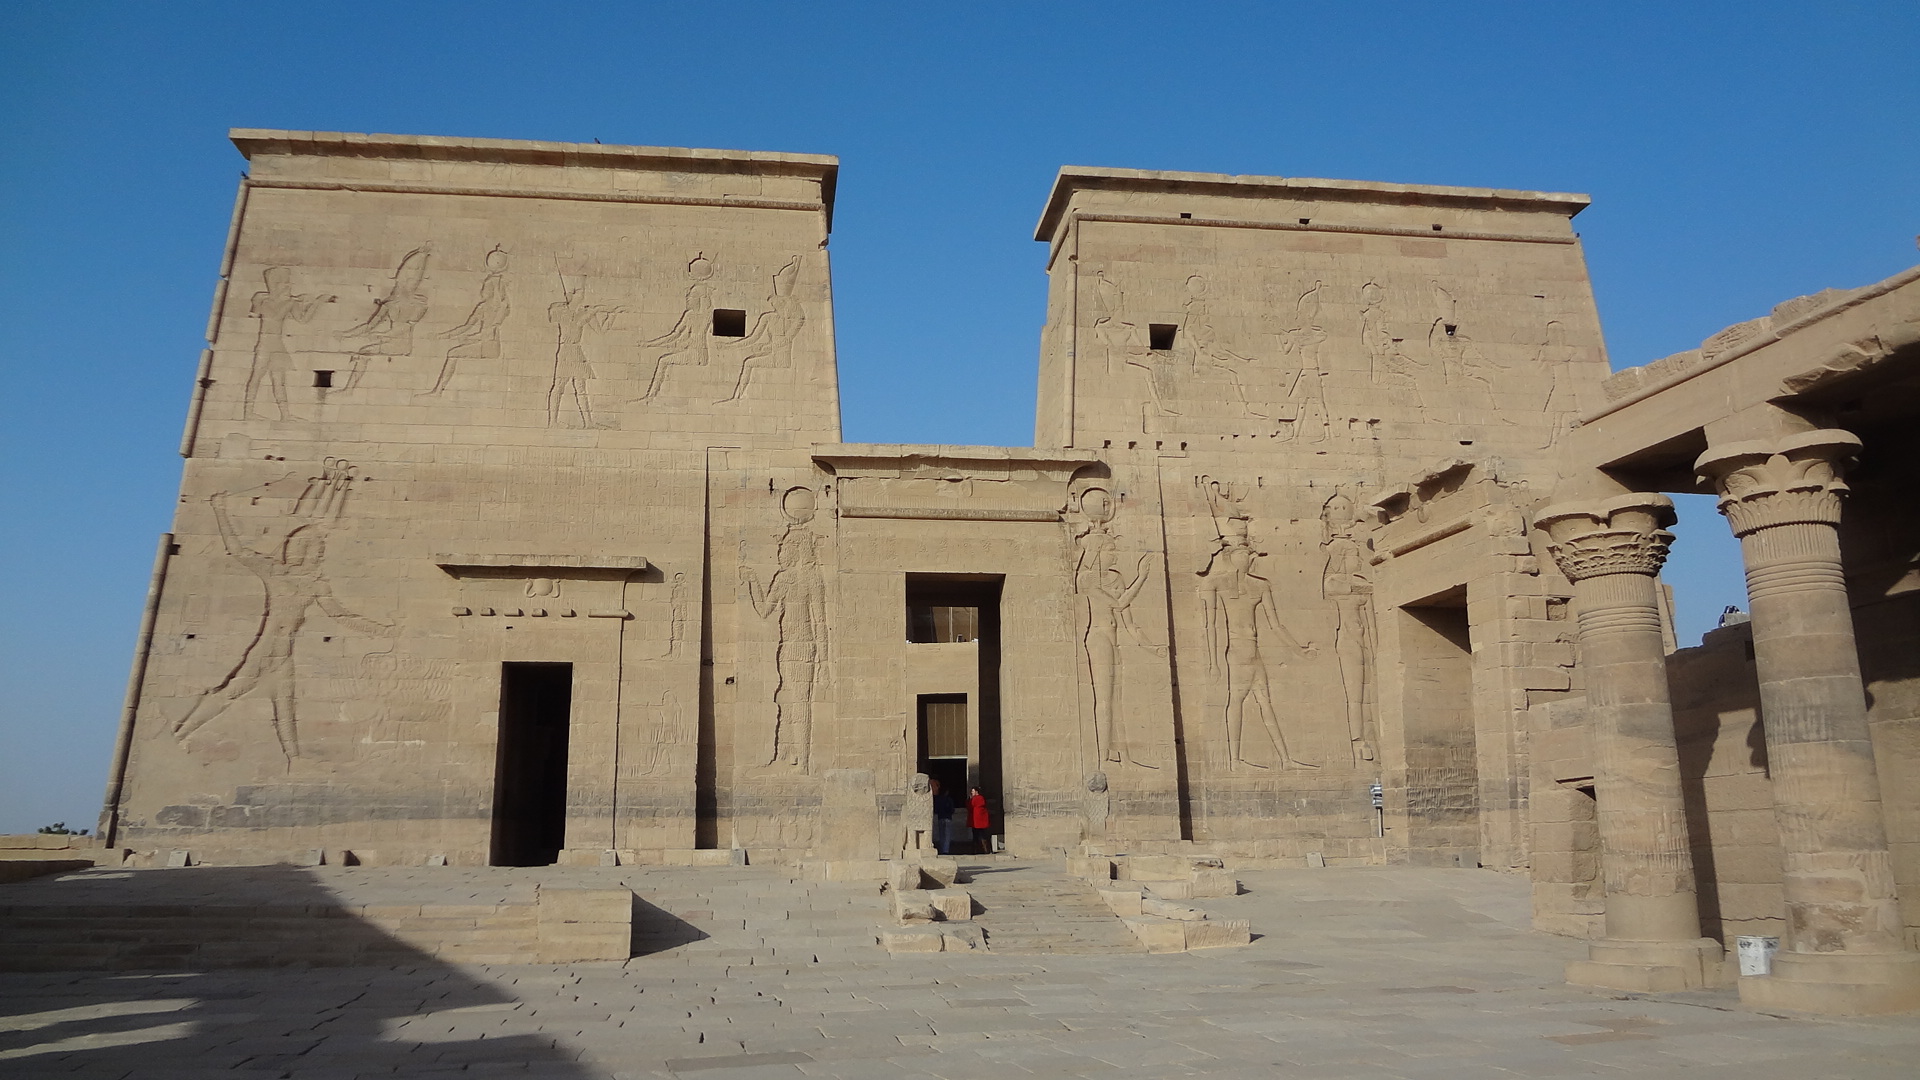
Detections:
1149,323,1178,351
711,309,747,337
313,370,334,388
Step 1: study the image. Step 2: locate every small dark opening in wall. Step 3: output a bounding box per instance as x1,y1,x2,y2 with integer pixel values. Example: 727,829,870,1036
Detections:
1179,212,1192,219
712,308,747,337
168,543,181,555
1444,323,1458,336
1299,218,1311,225
1431,224,1444,232
1149,323,1177,351
1744,640,1756,661
313,370,334,388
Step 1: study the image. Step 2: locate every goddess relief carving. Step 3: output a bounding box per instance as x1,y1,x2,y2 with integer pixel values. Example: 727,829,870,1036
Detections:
1359,281,1428,398
175,459,392,758
744,487,827,769
1070,487,1161,766
244,267,336,421
1196,485,1317,770
640,254,717,401
1182,275,1264,418
1321,493,1378,764
424,245,510,395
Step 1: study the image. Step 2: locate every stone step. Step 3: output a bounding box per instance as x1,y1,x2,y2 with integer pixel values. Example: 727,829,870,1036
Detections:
958,860,1147,955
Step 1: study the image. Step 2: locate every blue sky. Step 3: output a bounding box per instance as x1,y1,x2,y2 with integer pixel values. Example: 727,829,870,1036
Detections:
2,2,1915,832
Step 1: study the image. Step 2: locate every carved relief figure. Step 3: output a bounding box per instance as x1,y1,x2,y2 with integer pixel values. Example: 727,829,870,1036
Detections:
744,486,827,769
342,245,432,389
1093,271,1180,420
1197,511,1318,770
1427,282,1500,419
175,459,392,758
546,277,622,428
631,690,680,776
1533,320,1577,448
1359,281,1427,396
245,267,336,420
1071,487,1160,765
640,254,717,401
424,246,510,395
1321,493,1378,764
1082,771,1112,847
718,256,805,404
1182,275,1264,418
1279,279,1331,441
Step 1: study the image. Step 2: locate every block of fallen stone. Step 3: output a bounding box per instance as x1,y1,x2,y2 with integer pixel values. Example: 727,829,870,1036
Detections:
1185,918,1252,949
1123,916,1188,953
1123,854,1195,881
880,926,946,953
927,888,973,921
1142,896,1207,921
917,856,962,886
1098,888,1144,916
939,923,986,951
1188,869,1239,897
1066,855,1114,880
1144,879,1194,900
886,860,926,893
891,889,938,924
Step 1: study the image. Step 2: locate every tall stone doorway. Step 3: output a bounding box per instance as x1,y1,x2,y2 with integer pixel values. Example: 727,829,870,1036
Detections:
489,662,575,867
905,575,1004,846
1397,594,1482,866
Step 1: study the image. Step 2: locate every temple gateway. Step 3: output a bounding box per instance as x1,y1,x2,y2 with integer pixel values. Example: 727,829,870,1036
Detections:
106,130,1920,1012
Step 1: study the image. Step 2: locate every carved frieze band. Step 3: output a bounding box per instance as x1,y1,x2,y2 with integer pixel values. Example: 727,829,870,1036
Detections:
1532,493,1676,583
1694,429,1861,539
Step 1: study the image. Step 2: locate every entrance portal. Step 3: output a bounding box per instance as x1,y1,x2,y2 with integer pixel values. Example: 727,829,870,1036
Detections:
490,662,573,866
1397,595,1480,867
906,575,1003,846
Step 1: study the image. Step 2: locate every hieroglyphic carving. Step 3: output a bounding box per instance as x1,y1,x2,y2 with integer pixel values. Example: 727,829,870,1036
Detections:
629,689,680,776
640,254,716,401
1182,275,1263,418
424,246,510,395
1069,486,1160,766
175,459,392,758
244,267,336,420
744,487,827,769
1195,479,1317,770
342,245,432,389
717,256,805,404
1320,493,1378,764
546,277,622,428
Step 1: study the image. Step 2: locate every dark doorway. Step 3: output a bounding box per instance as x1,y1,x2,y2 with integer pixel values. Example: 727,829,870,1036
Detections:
490,662,574,866
906,574,1003,844
917,693,970,800
1397,595,1480,867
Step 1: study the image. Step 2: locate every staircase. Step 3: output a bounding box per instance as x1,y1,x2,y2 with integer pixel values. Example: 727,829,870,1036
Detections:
960,859,1147,955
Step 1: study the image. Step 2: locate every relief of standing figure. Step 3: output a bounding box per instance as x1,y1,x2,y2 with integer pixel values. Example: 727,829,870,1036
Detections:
1071,486,1159,765
1198,516,1318,770
245,267,336,420
744,486,827,769
174,459,392,759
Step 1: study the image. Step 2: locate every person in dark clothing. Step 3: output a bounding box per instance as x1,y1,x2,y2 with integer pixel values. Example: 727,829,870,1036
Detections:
930,778,956,855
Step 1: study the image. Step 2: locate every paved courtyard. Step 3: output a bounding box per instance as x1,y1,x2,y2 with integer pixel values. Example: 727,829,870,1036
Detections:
3,862,1916,1078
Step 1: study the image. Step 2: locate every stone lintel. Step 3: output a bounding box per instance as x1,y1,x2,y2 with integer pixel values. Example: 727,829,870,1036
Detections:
436,554,649,578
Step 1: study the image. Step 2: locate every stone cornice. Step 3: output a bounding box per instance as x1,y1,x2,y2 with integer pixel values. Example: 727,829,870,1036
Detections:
1532,493,1677,582
1694,429,1861,538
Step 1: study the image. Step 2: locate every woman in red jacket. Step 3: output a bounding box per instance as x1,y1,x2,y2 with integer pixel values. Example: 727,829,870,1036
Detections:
967,787,991,855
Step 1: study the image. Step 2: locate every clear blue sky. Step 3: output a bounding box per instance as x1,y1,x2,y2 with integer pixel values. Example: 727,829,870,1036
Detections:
2,2,1915,833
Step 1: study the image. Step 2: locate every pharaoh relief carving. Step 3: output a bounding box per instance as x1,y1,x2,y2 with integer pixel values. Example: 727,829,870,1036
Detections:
245,267,337,420
1276,279,1332,442
744,486,827,769
1320,492,1378,765
424,245,511,396
546,276,622,428
628,689,683,776
639,254,718,401
1195,477,1318,770
1069,486,1161,766
1090,271,1176,422
717,255,806,404
1359,281,1430,401
1181,275,1264,418
341,245,432,390
175,459,392,759
1427,282,1501,421
1533,320,1578,448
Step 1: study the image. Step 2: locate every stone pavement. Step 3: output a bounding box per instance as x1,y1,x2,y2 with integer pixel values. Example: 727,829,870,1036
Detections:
3,863,1917,1078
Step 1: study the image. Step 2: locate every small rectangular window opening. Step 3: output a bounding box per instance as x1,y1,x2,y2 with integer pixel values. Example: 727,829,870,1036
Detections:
1298,218,1311,225
711,308,747,337
313,370,334,388
1444,323,1458,337
1148,324,1178,351
1431,224,1444,232
1178,212,1192,219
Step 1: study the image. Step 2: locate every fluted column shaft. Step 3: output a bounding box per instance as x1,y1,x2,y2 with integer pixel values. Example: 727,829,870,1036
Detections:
1537,494,1703,943
1698,430,1907,958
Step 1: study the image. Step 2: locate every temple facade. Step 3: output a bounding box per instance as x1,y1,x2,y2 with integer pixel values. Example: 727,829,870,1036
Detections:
104,130,1920,1011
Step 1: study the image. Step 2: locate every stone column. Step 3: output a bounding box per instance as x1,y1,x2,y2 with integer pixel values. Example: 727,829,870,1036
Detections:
1534,493,1726,991
1696,429,1920,1014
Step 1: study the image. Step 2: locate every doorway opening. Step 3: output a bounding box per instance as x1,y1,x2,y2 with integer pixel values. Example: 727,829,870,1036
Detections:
490,662,573,866
906,574,1003,844
1398,591,1480,867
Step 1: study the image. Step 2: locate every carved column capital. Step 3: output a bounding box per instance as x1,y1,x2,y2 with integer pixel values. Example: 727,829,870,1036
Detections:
1532,493,1677,582
1694,429,1861,538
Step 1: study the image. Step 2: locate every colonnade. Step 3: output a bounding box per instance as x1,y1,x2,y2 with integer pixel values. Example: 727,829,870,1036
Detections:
1534,428,1920,1015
